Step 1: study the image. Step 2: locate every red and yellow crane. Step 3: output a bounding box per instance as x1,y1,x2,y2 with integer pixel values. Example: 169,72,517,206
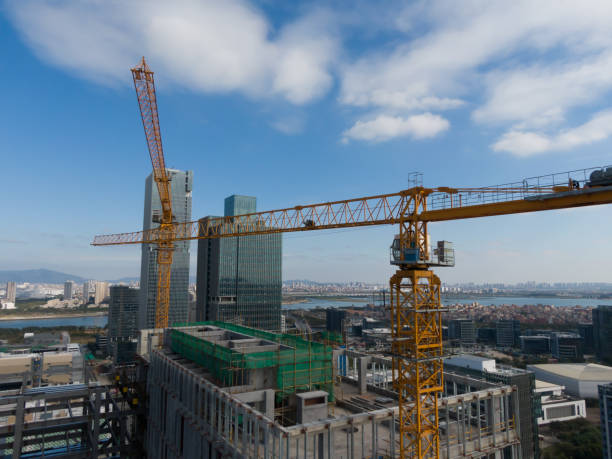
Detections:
97,56,612,459
131,57,175,329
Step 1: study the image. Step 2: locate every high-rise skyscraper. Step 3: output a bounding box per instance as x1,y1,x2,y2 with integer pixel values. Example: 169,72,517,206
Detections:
196,195,282,331
108,286,140,364
139,169,192,329
5,282,16,303
63,281,74,300
94,282,108,305
82,280,95,304
594,305,612,365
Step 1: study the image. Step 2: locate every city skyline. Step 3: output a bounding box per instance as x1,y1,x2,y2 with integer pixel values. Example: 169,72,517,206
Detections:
1,2,612,284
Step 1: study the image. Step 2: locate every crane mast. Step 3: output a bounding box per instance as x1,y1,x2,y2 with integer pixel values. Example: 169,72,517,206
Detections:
96,70,612,459
390,188,444,458
131,57,174,329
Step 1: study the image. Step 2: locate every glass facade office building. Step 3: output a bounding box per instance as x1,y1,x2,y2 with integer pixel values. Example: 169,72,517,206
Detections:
109,286,140,340
594,305,612,365
139,169,193,329
196,195,282,331
109,286,140,364
600,383,612,459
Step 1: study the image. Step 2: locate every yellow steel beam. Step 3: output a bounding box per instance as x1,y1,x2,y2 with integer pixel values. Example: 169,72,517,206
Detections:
92,186,612,246
421,186,612,222
131,57,174,329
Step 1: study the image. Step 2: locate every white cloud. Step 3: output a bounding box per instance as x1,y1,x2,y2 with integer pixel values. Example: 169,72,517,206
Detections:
342,113,449,143
339,0,612,146
5,0,338,105
9,0,612,150
271,10,338,104
473,52,612,127
492,110,612,156
341,1,612,111
270,117,304,135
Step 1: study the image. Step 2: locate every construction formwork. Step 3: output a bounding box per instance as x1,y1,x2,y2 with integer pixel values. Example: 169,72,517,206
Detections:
169,322,334,401
147,349,521,459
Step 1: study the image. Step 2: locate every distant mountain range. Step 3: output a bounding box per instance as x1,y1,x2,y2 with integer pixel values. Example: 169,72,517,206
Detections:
114,277,140,283
0,269,88,284
0,270,144,284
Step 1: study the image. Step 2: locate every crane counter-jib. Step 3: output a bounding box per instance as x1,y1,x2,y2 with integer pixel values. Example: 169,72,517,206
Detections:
91,182,612,246
421,184,612,222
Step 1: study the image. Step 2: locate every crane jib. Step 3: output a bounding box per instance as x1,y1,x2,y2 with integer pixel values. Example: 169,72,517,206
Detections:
130,56,175,329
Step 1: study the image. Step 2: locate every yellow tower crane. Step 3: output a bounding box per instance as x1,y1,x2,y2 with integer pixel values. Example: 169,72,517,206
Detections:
94,163,612,458
131,57,175,329
95,58,612,459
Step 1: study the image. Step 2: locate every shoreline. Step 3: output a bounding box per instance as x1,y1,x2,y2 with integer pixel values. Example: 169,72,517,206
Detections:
282,298,309,305
0,312,107,321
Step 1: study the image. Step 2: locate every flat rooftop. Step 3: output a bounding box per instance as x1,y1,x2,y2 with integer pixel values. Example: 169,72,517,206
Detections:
528,363,612,381
445,354,494,364
179,324,290,354
535,379,562,390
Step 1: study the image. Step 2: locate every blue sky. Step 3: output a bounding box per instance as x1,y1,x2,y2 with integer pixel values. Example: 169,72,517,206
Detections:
1,0,612,284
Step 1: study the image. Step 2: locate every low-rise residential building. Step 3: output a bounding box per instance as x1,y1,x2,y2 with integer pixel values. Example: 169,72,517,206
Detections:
535,380,586,425
520,335,550,354
448,318,476,346
496,319,520,347
550,332,583,360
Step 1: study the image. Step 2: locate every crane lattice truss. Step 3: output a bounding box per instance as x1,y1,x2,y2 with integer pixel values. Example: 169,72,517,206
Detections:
97,121,612,459
131,58,175,329
94,166,610,246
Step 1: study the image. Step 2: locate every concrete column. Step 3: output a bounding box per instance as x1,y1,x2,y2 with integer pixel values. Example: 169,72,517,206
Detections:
332,350,343,379
357,357,369,394
477,396,482,452
266,390,275,420
12,397,25,459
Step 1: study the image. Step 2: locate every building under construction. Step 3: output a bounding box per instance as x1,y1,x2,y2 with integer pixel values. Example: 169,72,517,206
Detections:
141,322,522,458
0,321,525,458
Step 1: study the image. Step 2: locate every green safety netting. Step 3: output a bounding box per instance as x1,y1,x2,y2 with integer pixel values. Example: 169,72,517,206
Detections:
170,321,334,401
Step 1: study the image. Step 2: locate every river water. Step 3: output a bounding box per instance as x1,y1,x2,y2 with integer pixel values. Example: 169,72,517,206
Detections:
442,296,609,307
282,295,611,310
0,295,607,328
0,315,108,329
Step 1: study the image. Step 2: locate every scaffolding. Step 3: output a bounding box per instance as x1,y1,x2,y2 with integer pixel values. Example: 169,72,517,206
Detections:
169,322,334,401
0,383,136,458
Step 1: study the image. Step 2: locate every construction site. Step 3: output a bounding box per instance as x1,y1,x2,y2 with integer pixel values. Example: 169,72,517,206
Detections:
0,322,524,458
0,56,611,459
141,322,522,459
